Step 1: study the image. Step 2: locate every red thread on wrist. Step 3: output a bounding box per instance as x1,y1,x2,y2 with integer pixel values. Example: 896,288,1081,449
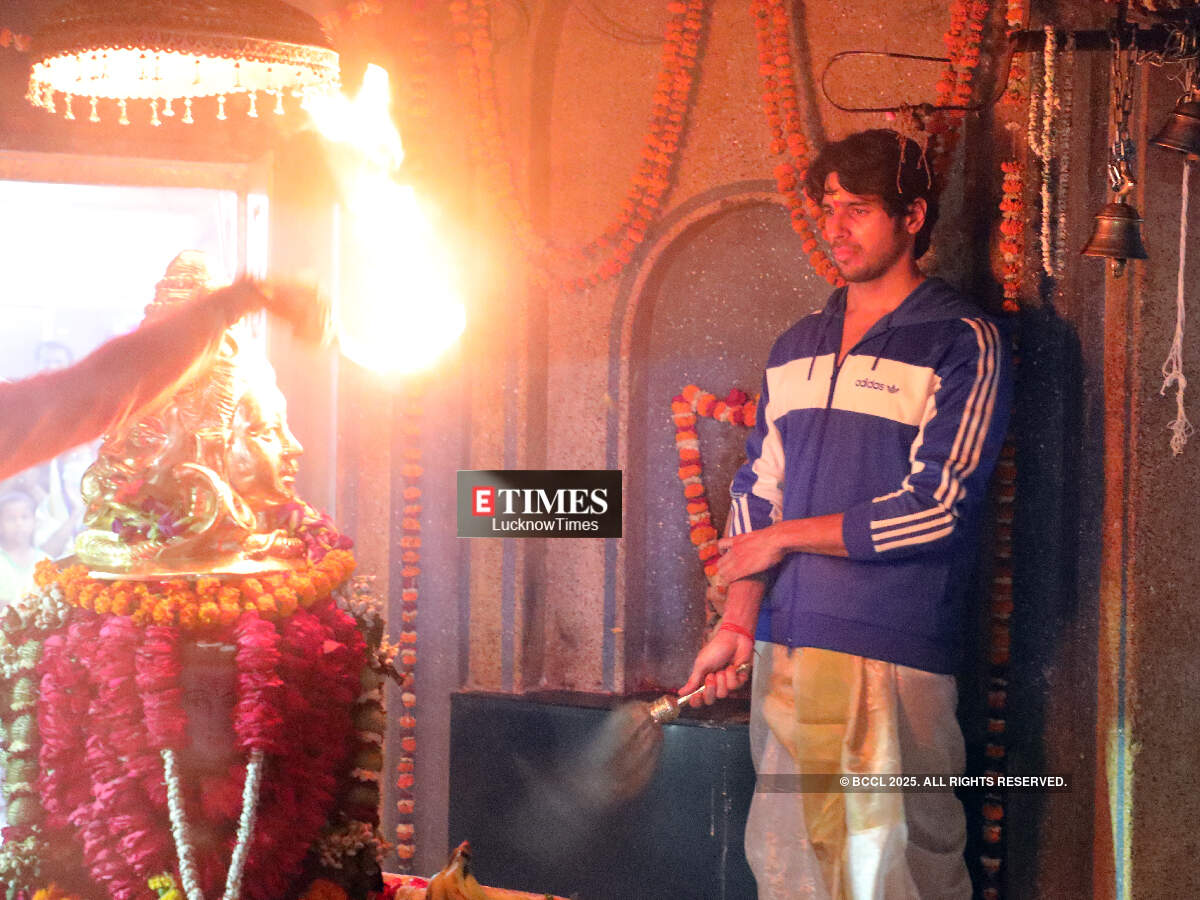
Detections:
718,621,754,641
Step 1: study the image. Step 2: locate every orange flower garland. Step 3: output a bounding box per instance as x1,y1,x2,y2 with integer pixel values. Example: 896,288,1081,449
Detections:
979,439,1016,900
318,0,383,35
394,393,423,870
299,878,349,900
31,886,82,900
928,0,991,178
449,0,710,292
996,0,1029,312
672,385,758,583
750,0,842,287
30,551,356,630
999,163,1026,313
0,27,31,52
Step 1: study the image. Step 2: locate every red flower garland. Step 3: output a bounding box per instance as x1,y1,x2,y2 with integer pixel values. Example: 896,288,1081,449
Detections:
449,0,710,292
33,604,365,900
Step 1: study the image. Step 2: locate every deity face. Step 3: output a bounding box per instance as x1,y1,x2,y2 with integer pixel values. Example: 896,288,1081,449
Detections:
228,382,303,508
179,643,238,773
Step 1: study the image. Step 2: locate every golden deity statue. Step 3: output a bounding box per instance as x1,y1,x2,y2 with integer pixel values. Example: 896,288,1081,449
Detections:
75,251,307,575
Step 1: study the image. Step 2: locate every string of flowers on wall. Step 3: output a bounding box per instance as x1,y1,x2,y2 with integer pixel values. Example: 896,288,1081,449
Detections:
318,0,384,36
448,0,709,292
393,393,424,871
671,385,757,628
0,26,31,52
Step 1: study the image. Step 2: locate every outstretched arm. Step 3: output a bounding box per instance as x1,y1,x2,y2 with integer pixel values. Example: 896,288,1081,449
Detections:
0,279,326,481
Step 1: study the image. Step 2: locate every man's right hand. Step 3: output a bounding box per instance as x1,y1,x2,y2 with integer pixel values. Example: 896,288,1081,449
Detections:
679,628,753,708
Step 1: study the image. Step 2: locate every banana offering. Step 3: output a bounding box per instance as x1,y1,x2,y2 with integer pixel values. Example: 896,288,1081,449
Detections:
425,841,494,900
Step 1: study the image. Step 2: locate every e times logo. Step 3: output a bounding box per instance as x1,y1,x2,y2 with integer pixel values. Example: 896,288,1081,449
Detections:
458,471,622,538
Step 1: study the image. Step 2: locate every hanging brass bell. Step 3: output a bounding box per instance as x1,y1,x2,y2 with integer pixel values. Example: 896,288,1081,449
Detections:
1081,200,1148,275
1151,97,1200,158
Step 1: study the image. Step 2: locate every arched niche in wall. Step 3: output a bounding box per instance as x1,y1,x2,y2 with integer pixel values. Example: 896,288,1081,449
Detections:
619,188,833,691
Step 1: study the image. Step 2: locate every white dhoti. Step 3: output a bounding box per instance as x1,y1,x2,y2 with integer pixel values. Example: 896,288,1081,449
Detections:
745,642,972,900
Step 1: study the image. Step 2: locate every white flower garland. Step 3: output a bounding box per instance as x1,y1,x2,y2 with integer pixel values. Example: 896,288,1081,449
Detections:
1,582,72,648
163,747,266,900
0,824,44,885
315,821,386,869
334,578,386,632
223,749,265,900
162,748,204,900
1055,34,1076,273
1024,27,1074,280
1026,49,1043,158
1040,26,1058,277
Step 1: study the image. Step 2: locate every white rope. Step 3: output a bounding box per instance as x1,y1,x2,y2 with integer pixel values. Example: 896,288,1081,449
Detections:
1161,159,1194,455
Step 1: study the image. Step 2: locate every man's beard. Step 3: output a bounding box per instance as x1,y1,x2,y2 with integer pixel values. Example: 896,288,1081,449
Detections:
832,224,910,283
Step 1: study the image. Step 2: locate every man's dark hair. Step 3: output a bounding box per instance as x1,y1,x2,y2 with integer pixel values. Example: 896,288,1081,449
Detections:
804,129,940,259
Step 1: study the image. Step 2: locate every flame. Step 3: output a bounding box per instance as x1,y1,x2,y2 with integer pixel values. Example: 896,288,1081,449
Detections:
306,64,464,375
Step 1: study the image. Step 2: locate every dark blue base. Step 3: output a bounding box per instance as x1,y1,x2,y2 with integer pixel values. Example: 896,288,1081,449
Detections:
448,691,758,900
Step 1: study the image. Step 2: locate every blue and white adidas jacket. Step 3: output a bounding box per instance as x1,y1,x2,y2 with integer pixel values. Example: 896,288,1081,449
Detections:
729,278,1012,674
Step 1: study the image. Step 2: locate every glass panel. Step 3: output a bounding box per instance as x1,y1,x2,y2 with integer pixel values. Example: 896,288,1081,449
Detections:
0,180,241,608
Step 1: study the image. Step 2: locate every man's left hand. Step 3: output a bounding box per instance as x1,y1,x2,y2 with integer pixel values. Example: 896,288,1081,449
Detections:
716,526,784,584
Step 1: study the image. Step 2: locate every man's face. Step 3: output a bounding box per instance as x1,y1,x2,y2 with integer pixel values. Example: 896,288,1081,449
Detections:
820,173,916,283
0,498,35,549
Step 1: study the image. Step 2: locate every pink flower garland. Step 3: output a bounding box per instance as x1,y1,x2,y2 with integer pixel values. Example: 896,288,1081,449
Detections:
30,602,367,900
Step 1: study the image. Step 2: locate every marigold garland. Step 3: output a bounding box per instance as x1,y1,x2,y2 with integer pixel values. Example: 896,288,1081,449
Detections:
318,0,383,35
30,551,356,631
979,438,1016,900
750,0,842,286
671,386,758,626
449,0,710,292
32,886,84,900
996,0,1029,312
298,879,348,900
0,27,31,51
928,0,991,179
393,393,423,869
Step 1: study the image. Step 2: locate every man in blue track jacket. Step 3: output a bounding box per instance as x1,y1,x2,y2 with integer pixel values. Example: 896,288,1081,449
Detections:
680,130,1012,899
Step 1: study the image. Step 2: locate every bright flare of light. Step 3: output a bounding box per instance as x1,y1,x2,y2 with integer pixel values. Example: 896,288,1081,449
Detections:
338,180,466,376
307,65,465,376
304,64,404,172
